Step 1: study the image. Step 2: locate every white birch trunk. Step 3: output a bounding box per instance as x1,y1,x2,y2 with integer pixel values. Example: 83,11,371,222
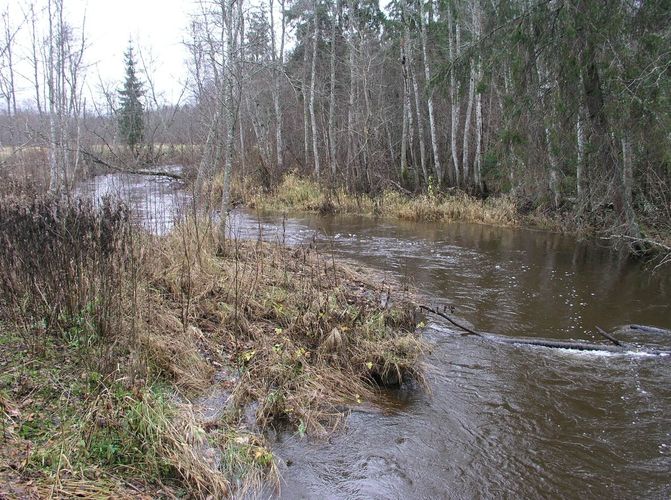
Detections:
474,67,483,192
29,5,43,115
309,10,320,178
447,5,461,186
303,23,311,169
400,41,409,180
473,4,483,193
270,0,285,172
418,0,442,186
346,7,356,185
576,104,586,200
411,63,428,186
47,0,59,194
219,0,237,243
328,0,339,179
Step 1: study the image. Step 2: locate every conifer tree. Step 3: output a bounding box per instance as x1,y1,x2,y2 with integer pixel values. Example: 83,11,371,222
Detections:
117,42,145,154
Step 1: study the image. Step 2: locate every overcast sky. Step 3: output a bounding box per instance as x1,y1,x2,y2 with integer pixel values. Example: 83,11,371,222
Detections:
82,0,192,102
2,0,193,106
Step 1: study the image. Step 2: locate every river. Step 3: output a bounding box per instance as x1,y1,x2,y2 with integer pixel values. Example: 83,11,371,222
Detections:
82,172,671,499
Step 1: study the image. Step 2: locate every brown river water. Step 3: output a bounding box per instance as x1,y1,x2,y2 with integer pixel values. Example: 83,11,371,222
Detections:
81,172,671,499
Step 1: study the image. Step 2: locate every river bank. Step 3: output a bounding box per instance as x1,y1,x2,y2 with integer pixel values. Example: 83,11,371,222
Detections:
239,174,671,259
0,197,425,497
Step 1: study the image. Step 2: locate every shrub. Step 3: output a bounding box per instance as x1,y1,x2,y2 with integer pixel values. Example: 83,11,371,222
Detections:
0,196,135,348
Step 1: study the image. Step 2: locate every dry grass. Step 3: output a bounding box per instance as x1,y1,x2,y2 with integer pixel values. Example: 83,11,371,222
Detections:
386,191,518,226
247,173,520,227
0,198,426,498
153,219,426,435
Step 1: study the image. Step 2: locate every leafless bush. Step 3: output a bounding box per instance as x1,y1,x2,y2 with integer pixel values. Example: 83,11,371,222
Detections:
0,196,135,351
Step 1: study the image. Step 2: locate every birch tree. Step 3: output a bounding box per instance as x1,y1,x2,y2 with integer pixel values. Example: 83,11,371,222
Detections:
308,1,320,178
417,0,442,186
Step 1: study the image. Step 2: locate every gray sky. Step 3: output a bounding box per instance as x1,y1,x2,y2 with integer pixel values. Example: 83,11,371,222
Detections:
82,0,191,103
2,0,193,106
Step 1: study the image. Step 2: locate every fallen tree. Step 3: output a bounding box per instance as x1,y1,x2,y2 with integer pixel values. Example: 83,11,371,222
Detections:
77,147,184,180
420,306,671,356
626,324,671,335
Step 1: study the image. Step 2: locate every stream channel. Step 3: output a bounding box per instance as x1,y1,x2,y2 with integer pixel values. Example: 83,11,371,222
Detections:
79,171,671,499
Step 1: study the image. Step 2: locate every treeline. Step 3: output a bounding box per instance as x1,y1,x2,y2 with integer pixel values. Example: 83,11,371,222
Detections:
190,0,670,239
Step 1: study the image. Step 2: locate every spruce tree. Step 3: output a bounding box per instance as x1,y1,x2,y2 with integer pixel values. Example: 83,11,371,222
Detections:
117,43,145,153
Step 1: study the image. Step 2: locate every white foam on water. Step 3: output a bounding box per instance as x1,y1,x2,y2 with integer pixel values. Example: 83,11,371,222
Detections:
553,348,616,358
549,347,659,359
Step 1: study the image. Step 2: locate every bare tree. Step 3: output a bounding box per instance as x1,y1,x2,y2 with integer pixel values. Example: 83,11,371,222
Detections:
418,0,442,186
308,1,320,178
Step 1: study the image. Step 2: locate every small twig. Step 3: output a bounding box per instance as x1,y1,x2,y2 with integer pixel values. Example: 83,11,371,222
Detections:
595,326,624,347
419,305,483,337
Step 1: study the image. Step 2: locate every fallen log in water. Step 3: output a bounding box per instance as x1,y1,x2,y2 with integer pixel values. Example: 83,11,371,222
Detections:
482,333,626,353
420,306,671,356
626,324,671,336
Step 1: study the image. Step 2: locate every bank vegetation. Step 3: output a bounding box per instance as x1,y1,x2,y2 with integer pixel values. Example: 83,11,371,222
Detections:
0,196,425,497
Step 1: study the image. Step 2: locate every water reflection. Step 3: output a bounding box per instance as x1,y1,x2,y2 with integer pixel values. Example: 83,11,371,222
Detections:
227,210,671,499
229,211,671,341
76,166,190,235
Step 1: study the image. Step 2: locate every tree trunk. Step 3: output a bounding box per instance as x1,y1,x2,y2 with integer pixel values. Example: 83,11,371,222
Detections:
621,133,640,239
473,5,483,193
575,0,625,225
400,40,409,182
418,0,442,187
462,60,475,187
303,22,311,169
328,0,339,181
346,4,357,188
405,13,427,188
576,100,586,201
534,46,560,208
47,0,59,194
219,0,238,244
447,5,461,186
411,65,428,188
29,4,43,115
474,67,483,193
237,0,246,190
270,0,285,173
309,9,320,179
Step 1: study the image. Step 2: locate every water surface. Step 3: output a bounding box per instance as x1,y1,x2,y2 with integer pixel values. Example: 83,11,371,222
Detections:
228,211,671,499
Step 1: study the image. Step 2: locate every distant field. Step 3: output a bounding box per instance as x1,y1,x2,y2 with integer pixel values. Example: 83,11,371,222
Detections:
0,144,201,161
